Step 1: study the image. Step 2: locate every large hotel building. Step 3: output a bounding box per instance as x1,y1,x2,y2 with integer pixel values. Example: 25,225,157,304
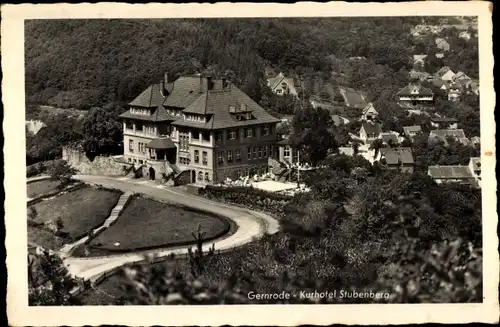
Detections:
120,73,281,185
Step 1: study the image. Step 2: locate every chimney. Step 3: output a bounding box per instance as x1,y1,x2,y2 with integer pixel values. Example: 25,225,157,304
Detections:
164,71,169,85
159,80,165,96
222,77,227,88
207,75,213,90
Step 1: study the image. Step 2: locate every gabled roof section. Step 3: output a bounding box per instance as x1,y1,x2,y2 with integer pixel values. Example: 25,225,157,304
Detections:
146,137,176,149
361,121,382,135
128,83,165,108
362,103,378,115
398,83,434,97
428,165,474,179
403,125,422,134
380,147,414,165
173,81,280,130
119,104,177,122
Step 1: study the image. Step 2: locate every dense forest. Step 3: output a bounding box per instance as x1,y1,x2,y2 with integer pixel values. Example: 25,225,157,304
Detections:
25,17,478,110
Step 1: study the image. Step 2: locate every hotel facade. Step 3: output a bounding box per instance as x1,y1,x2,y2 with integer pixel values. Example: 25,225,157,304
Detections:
120,73,281,185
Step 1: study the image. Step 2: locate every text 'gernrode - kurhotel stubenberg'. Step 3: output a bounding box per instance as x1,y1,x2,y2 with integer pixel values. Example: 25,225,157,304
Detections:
120,72,281,185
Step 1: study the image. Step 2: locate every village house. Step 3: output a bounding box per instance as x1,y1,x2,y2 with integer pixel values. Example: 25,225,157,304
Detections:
120,73,281,185
402,125,422,139
430,117,458,129
359,121,382,144
459,31,471,40
266,72,300,98
360,103,379,121
379,133,400,147
435,38,451,52
448,82,463,102
429,128,469,146
412,54,428,70
427,165,476,186
376,147,414,173
435,53,445,59
435,66,456,81
468,157,481,187
397,83,434,104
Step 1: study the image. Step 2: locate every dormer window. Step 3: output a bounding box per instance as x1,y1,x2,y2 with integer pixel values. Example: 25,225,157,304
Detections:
229,105,236,113
246,112,252,120
236,114,242,121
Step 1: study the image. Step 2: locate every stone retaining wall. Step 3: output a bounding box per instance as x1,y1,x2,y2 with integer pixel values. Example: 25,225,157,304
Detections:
63,147,134,176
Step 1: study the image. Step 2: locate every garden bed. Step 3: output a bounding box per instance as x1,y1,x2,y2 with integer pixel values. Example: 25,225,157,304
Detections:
27,185,122,249
27,179,64,199
74,196,232,256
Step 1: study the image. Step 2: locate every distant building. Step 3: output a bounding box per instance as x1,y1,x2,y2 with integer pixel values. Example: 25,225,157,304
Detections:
435,66,456,81
379,133,400,146
397,83,434,104
448,82,463,102
427,165,476,186
429,129,469,146
359,121,382,144
430,117,458,129
435,38,451,52
402,125,422,139
453,71,471,82
435,53,445,59
361,103,379,121
267,72,300,98
276,138,298,166
377,147,414,173
470,136,480,146
459,31,471,40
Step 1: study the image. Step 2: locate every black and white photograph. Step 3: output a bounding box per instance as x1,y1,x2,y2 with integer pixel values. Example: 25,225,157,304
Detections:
3,2,497,326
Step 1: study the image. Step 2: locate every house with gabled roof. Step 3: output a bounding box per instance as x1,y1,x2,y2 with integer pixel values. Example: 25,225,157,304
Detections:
397,83,434,104
376,147,414,173
267,72,300,98
379,133,400,147
435,66,456,81
121,72,281,185
361,103,379,121
402,125,422,139
430,117,458,129
427,165,476,185
429,129,469,146
359,121,382,144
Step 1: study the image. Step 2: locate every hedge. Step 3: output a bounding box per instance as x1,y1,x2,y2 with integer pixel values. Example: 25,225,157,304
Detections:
199,185,292,215
26,160,65,177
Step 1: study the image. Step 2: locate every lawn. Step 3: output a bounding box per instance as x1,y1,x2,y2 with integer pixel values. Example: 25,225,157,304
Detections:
27,179,63,199
28,185,122,248
83,196,231,254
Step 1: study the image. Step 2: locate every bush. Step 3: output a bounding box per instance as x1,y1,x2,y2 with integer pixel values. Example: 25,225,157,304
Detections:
26,159,65,177
199,186,292,215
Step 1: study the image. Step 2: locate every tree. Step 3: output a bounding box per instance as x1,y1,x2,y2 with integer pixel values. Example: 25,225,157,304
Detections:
82,105,123,156
290,105,338,166
28,249,82,305
370,139,384,159
47,160,76,185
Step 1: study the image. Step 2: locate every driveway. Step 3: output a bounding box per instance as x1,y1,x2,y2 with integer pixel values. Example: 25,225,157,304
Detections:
63,175,280,283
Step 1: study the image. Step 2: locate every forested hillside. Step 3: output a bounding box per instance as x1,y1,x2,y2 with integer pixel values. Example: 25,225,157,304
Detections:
26,17,433,109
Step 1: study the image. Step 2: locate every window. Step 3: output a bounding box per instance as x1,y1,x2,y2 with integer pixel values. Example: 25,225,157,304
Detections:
258,146,262,158
229,130,236,140
215,132,222,142
253,146,257,159
133,159,137,163
263,146,268,158
247,147,252,160
236,170,241,178
192,129,200,140
227,150,233,162
284,146,291,157
202,131,210,142
202,151,208,165
204,172,210,182
246,128,253,138
277,89,283,95
236,148,241,161
197,171,203,181
150,149,156,159
129,140,134,152
125,121,133,130
194,150,199,163
139,160,143,165
218,151,224,164
138,142,144,153
262,125,270,136
128,158,132,163
270,146,274,158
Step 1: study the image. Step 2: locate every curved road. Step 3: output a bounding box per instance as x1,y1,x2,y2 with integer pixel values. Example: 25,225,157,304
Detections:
62,175,280,283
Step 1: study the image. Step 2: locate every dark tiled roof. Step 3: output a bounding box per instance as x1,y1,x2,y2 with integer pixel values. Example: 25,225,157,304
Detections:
119,105,177,122
362,103,378,115
398,84,434,97
428,165,474,179
380,133,399,144
277,138,293,146
361,122,382,135
435,66,453,77
146,137,176,149
163,76,221,109
380,147,414,165
173,84,280,130
403,125,422,134
128,84,165,108
431,117,458,123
